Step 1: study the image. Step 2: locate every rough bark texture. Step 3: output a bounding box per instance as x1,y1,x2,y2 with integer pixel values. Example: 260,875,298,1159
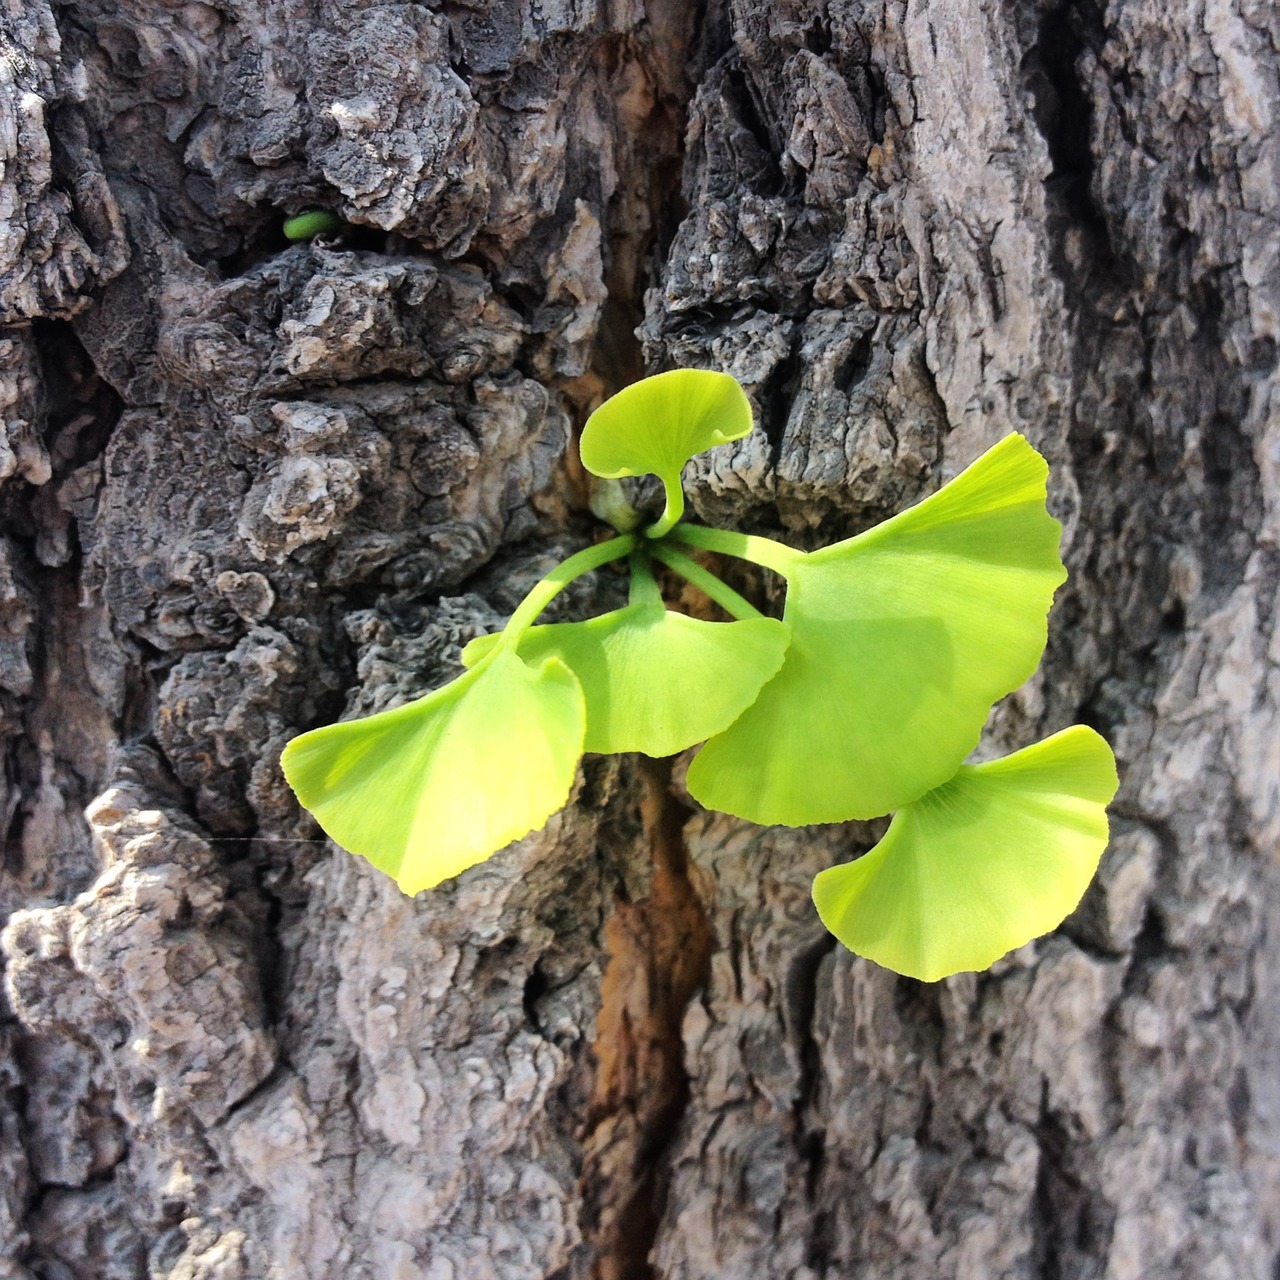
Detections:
1,0,1277,1277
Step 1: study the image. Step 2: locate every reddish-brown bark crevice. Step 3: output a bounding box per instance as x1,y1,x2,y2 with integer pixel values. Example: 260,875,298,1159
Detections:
580,757,713,1280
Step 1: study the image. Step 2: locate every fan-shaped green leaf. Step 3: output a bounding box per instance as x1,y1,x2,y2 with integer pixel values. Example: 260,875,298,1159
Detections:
579,369,754,486
686,433,1067,824
463,605,789,757
281,647,585,894
812,726,1118,981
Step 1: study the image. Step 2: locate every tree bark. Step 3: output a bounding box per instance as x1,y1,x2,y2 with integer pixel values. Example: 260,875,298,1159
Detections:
1,0,1277,1277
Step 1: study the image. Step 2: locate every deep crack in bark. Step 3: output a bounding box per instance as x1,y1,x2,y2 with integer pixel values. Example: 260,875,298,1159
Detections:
580,757,712,1280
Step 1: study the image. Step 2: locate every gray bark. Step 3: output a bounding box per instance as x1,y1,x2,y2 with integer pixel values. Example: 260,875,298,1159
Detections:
1,0,1277,1277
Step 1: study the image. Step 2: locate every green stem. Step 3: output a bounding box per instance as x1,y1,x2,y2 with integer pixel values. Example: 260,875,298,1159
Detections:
501,534,637,646
648,544,765,621
644,471,685,540
627,551,665,607
669,523,802,576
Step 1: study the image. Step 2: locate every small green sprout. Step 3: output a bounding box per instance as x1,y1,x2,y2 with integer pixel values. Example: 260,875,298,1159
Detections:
282,370,1118,980
282,209,344,241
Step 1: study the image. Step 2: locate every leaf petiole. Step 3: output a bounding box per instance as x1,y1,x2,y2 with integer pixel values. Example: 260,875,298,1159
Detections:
669,522,803,577
500,534,637,649
647,543,765,621
644,472,686,540
627,551,665,607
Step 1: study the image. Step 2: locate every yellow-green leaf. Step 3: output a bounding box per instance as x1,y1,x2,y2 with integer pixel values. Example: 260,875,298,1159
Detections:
579,369,754,487
463,604,789,757
281,648,584,893
686,434,1067,824
812,726,1119,981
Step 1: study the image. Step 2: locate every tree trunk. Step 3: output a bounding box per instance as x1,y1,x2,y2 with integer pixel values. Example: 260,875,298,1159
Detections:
2,0,1277,1276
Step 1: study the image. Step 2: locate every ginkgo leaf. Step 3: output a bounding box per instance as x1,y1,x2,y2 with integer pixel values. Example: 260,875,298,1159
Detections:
580,369,754,486
685,433,1067,824
462,605,790,757
811,725,1118,981
281,647,585,894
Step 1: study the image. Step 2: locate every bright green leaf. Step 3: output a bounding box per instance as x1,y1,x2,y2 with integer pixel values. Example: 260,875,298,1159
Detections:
686,433,1067,824
463,605,790,757
579,369,754,488
281,647,585,894
811,725,1118,981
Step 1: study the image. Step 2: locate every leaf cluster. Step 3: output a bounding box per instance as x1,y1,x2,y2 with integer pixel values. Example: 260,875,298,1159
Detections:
282,371,1117,981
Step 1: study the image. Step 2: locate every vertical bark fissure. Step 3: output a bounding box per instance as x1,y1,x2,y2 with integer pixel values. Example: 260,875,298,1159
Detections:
580,757,712,1280
570,7,722,1267
0,320,123,910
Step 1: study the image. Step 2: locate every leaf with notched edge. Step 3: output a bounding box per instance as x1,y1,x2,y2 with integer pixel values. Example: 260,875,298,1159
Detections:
812,726,1118,981
463,604,790,758
687,434,1068,825
579,369,754,492
281,647,585,894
